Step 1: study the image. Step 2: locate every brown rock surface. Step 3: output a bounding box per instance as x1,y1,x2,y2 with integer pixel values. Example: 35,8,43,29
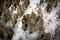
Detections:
0,23,14,40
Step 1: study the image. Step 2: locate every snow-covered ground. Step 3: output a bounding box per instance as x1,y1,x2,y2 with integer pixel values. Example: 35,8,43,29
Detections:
12,0,40,40
8,0,60,40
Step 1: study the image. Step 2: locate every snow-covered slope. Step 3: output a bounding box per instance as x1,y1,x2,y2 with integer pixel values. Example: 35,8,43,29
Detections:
7,0,60,40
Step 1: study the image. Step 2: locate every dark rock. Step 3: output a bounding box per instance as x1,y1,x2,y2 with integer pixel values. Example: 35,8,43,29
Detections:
38,33,51,40
56,10,60,18
53,26,60,40
40,0,44,5
46,3,52,12
0,11,2,16
23,0,30,8
45,0,58,12
35,16,40,22
0,31,4,40
0,23,14,40
29,31,33,34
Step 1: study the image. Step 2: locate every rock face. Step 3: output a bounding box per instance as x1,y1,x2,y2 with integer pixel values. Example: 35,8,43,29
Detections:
0,23,14,40
0,0,60,40
52,26,60,40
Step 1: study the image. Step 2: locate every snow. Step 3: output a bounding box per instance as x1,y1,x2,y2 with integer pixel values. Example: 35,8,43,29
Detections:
41,2,60,34
24,0,40,15
12,0,40,40
12,17,26,40
11,0,60,40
